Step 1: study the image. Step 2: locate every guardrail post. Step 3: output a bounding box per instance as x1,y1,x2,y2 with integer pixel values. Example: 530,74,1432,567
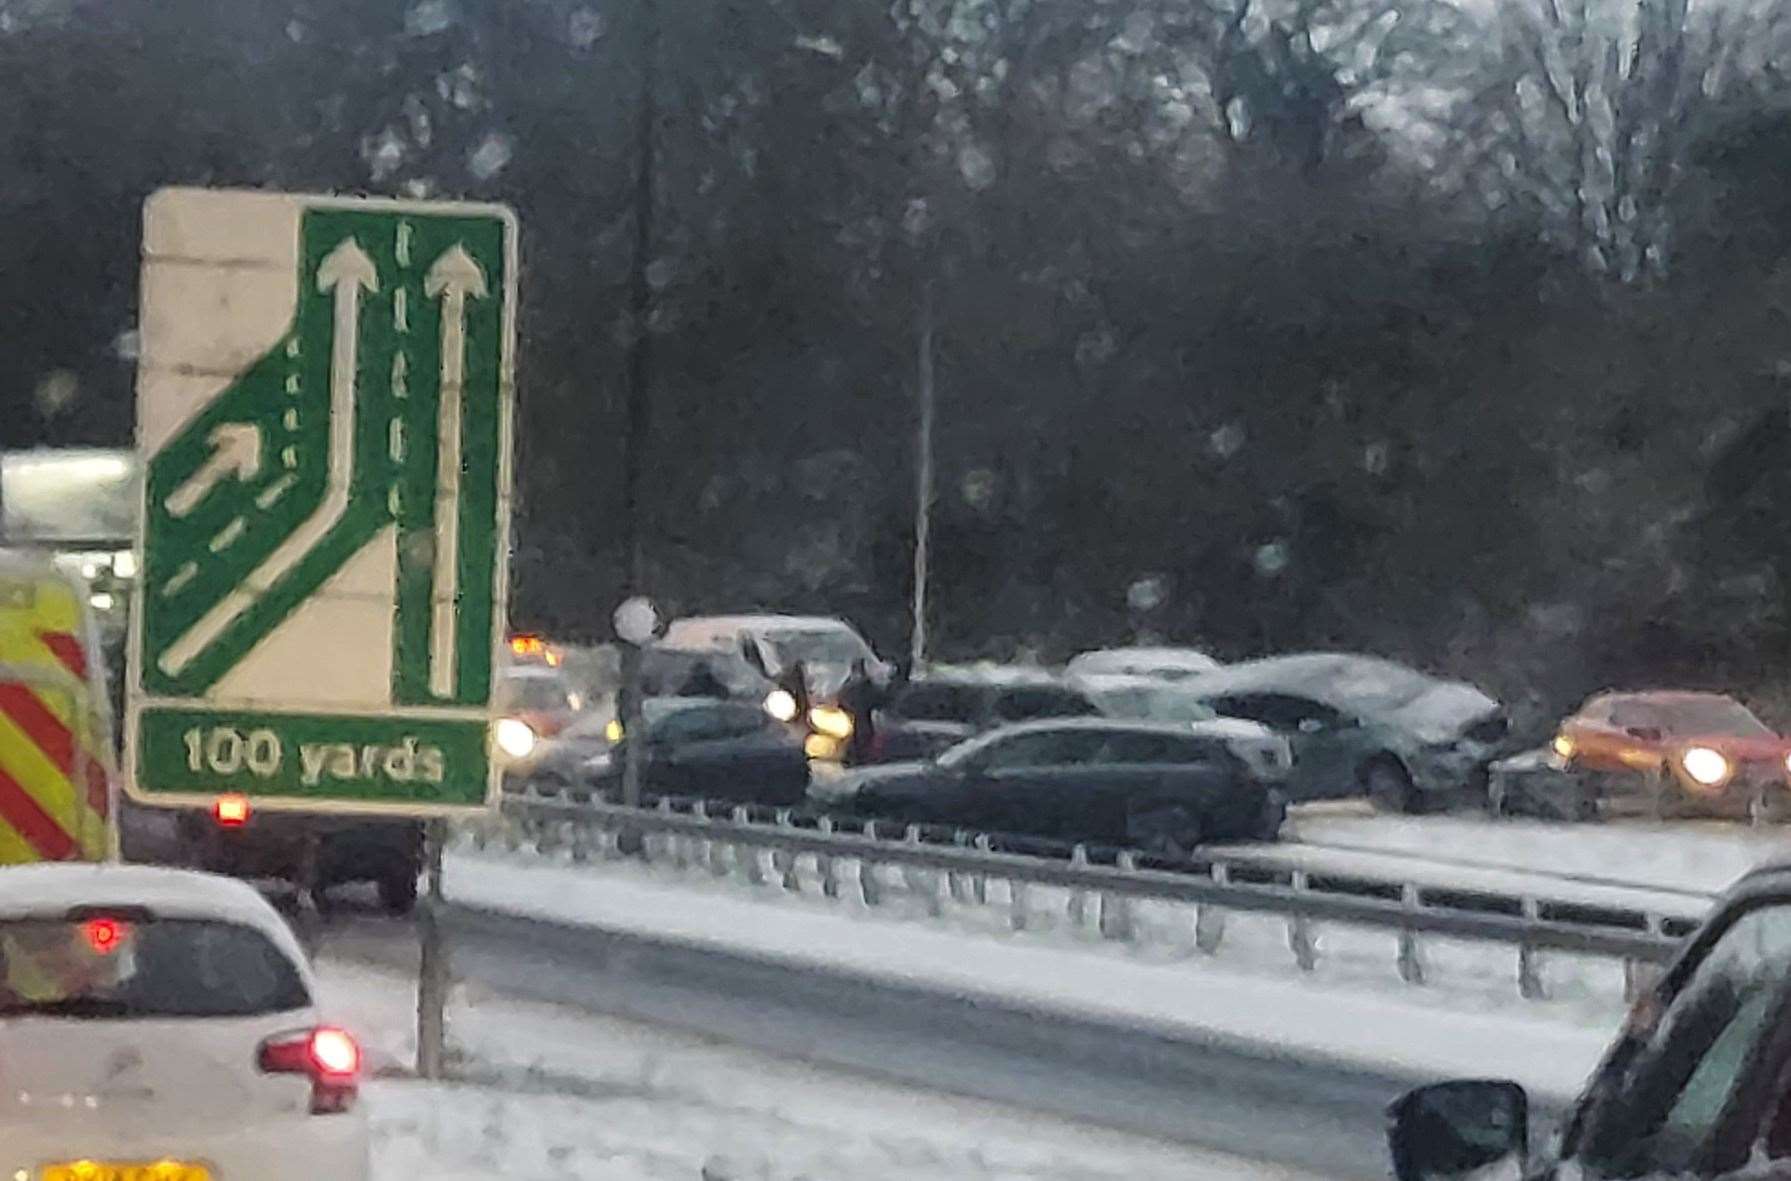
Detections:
1009,873,1031,932
1067,845,1092,930
662,799,688,870
692,802,728,877
859,822,885,907
1194,862,1227,954
1396,882,1425,986
1099,853,1138,943
906,825,944,917
947,831,975,904
817,817,841,899
1288,870,1318,972
972,835,992,904
773,811,802,893
1518,897,1546,1000
569,808,593,864
732,807,766,886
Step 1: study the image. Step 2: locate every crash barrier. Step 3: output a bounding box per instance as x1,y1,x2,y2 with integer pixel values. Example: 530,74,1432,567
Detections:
479,784,1704,1002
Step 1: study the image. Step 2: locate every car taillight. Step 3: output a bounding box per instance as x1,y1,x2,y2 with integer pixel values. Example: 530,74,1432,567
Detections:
258,1027,361,1114
213,793,251,827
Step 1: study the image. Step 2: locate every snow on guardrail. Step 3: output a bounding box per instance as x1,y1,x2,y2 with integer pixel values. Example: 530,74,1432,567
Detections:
479,784,1704,1002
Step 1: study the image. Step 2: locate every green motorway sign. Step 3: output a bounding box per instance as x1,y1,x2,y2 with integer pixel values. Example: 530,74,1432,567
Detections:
125,188,517,814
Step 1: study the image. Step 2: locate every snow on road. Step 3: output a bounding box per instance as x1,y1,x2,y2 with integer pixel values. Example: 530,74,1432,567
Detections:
318,960,1328,1181
443,846,1617,1100
1287,809,1788,895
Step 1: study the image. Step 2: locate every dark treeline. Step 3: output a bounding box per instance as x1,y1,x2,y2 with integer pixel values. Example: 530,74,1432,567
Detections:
4,0,1791,725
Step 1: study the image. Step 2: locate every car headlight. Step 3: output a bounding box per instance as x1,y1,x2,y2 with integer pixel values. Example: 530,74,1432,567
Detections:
1552,733,1576,760
1784,751,1791,777
765,689,799,723
808,705,854,739
804,733,843,760
494,717,538,760
605,718,625,744
1680,746,1731,787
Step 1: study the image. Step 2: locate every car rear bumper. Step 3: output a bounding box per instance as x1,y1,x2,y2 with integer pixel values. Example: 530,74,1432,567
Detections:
2,1110,369,1180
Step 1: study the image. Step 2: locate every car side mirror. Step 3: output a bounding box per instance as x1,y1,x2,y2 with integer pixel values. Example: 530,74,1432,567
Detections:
1388,1080,1528,1181
1626,725,1662,742
1298,717,1327,735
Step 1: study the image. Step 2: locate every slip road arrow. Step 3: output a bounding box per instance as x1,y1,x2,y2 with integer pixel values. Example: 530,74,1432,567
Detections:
423,243,489,698
158,237,377,678
164,423,262,517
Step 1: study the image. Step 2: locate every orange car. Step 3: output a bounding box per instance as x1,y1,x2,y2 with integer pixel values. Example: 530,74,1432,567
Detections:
1553,691,1791,815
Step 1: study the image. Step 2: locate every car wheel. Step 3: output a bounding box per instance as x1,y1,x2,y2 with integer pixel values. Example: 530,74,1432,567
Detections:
1365,759,1419,814
378,868,419,916
1125,802,1203,858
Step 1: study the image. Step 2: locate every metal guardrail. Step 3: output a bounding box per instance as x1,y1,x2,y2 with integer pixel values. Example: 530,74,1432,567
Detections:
480,785,1702,1001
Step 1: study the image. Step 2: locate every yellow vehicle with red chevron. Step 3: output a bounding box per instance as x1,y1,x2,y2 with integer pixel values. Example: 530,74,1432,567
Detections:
0,548,116,863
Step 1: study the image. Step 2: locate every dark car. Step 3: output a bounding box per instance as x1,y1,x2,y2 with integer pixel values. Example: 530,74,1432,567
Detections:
1388,860,1791,1180
167,804,424,915
868,672,1102,763
1180,653,1510,811
511,696,810,807
812,718,1284,852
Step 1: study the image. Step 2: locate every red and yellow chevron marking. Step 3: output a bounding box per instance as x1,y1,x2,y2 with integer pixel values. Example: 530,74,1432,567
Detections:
0,573,113,864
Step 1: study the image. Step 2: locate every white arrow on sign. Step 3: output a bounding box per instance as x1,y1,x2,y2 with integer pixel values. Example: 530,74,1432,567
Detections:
423,244,489,698
159,238,377,678
165,423,262,517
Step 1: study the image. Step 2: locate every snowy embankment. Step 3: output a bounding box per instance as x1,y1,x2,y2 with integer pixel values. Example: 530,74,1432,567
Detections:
318,959,1329,1181
1287,808,1785,895
441,845,1619,1102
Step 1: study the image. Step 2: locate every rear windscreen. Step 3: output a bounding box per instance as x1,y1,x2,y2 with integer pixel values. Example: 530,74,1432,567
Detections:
0,917,308,1018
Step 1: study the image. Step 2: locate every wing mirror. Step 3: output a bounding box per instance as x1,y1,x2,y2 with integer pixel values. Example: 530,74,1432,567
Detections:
1388,1080,1528,1181
1625,725,1663,742
1298,717,1327,735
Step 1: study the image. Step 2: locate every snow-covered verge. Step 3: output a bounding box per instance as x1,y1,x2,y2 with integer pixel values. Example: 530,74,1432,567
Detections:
1288,809,1784,895
443,846,1619,1102
317,960,1328,1181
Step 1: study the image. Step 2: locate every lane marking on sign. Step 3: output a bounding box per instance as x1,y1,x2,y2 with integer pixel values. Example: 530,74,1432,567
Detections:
165,424,262,518
158,237,376,677
423,243,487,698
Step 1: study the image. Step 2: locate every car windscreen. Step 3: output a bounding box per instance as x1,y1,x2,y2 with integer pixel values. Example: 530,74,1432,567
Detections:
1615,697,1775,739
887,682,983,722
500,673,581,713
1096,686,1217,723
991,687,1098,722
762,628,872,670
0,917,309,1018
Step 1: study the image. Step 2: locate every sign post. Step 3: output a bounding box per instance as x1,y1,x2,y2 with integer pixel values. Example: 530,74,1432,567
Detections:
125,188,518,1076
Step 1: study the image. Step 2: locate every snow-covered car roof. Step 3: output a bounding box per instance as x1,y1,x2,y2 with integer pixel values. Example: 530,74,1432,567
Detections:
660,614,863,650
1181,652,1501,735
1064,647,1222,679
0,863,308,966
1069,672,1200,694
914,662,1063,686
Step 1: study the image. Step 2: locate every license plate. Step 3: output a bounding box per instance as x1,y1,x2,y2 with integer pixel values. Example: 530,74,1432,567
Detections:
40,1164,212,1181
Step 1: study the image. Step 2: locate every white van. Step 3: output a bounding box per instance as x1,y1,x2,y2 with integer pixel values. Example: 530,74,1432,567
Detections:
657,614,888,698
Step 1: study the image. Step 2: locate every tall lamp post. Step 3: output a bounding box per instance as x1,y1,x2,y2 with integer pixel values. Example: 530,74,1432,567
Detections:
909,284,936,672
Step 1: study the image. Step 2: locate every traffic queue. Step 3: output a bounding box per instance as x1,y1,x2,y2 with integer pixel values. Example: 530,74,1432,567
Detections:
496,609,1791,849
495,614,1522,853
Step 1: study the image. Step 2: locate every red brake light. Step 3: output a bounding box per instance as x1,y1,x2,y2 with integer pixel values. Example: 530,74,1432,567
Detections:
213,793,250,827
309,1027,360,1077
258,1027,361,1114
81,917,127,955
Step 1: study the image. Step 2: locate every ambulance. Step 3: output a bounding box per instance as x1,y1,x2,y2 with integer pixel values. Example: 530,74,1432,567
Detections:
0,549,116,864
